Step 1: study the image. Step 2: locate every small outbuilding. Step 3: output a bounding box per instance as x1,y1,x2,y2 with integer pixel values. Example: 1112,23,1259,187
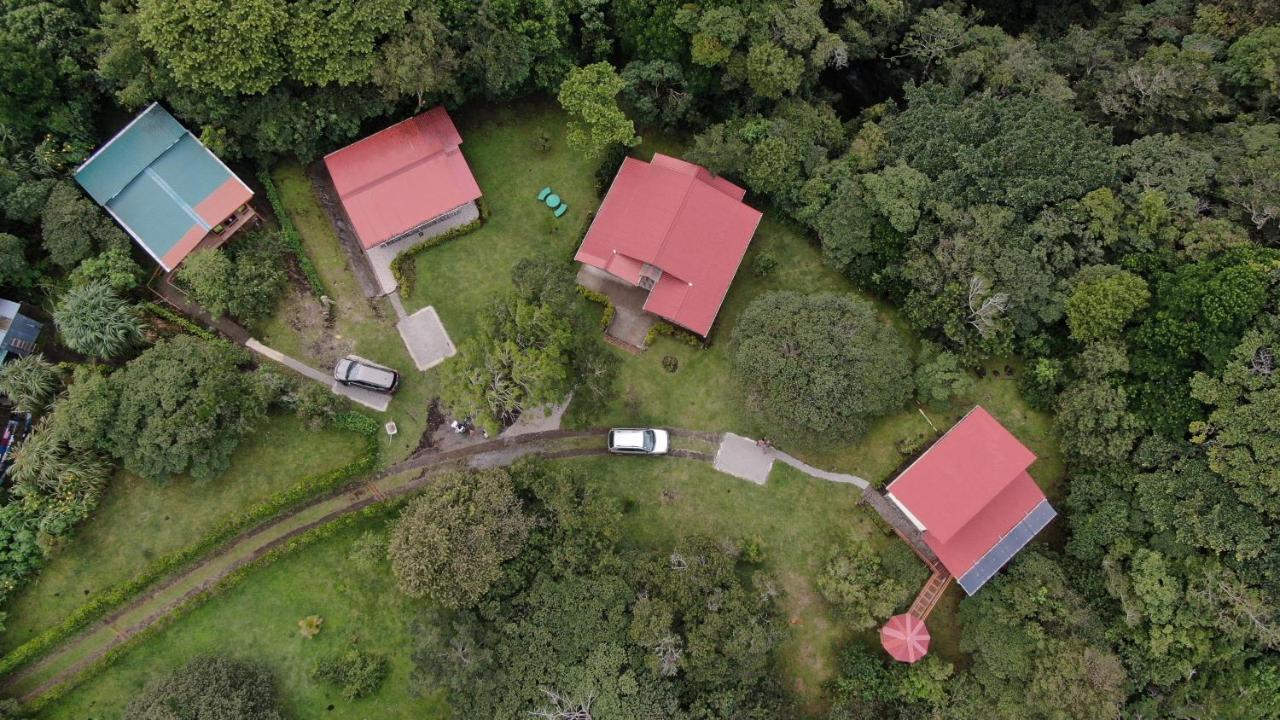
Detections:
0,299,42,363
323,106,482,251
886,406,1057,595
74,103,257,272
575,154,762,337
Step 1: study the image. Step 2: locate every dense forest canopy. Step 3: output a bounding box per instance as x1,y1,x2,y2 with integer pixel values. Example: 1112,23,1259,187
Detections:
2,0,1280,717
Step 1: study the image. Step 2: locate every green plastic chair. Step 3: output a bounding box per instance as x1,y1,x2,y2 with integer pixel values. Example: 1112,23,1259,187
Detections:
537,187,551,201
554,203,568,218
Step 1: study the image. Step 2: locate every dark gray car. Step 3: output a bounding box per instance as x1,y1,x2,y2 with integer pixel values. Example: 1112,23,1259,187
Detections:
333,356,400,393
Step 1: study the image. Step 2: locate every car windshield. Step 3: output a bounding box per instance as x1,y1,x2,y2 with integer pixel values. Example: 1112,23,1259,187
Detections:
352,363,395,387
643,430,655,451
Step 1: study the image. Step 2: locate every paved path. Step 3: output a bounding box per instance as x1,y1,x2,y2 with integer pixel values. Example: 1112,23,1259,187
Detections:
772,450,868,488
713,433,774,485
364,202,480,296
712,434,870,489
245,339,391,412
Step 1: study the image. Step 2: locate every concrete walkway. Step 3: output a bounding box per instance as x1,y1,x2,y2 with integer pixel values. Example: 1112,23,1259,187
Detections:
364,202,479,296
245,339,390,412
711,433,870,488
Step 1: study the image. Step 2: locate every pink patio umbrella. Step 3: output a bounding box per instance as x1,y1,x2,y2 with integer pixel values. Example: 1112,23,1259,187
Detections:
880,613,931,663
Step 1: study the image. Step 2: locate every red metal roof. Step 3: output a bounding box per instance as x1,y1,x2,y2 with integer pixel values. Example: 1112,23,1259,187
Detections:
575,154,762,336
923,470,1045,576
324,106,482,249
880,613,930,663
887,406,1038,543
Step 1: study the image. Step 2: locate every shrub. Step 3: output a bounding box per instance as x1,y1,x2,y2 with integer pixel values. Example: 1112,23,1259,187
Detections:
751,251,778,277
312,645,389,699
293,383,344,430
816,541,906,631
662,355,679,373
125,656,285,720
914,341,975,408
54,281,143,359
67,246,144,293
298,615,323,638
333,411,379,436
644,321,703,347
0,354,58,414
175,231,287,323
389,213,484,297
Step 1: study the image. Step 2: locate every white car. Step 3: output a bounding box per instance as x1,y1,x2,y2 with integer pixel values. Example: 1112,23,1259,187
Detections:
607,428,669,455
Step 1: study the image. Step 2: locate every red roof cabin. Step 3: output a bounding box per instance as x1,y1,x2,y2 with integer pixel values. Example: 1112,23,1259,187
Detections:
324,106,482,250
886,406,1057,595
575,154,763,337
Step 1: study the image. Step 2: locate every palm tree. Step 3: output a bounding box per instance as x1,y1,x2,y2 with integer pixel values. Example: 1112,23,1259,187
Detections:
0,353,58,413
54,280,143,359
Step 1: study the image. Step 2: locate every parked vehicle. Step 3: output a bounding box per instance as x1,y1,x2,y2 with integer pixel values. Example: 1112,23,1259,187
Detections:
607,428,669,455
333,356,400,393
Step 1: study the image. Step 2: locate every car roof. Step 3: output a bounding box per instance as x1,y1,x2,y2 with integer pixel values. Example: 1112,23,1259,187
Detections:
351,362,395,387
612,429,649,448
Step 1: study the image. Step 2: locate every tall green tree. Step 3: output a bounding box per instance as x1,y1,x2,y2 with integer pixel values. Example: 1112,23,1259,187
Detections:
388,468,532,608
558,62,638,160
109,336,267,481
733,292,912,440
126,656,285,720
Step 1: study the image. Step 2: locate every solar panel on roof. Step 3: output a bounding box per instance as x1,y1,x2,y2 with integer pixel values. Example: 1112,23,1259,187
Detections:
957,500,1057,595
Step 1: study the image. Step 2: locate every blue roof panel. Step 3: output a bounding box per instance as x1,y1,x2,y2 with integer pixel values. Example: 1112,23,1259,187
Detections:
149,134,232,209
957,500,1057,595
109,174,199,260
75,104,185,204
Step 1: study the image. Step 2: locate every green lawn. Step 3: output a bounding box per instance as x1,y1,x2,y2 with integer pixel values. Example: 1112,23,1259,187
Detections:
0,415,360,653
254,164,440,461
401,98,601,341
41,456,911,718
37,518,446,720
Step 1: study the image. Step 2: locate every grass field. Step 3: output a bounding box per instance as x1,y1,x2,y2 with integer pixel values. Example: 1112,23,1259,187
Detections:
37,517,447,720
401,98,601,341
0,415,361,653
41,455,918,717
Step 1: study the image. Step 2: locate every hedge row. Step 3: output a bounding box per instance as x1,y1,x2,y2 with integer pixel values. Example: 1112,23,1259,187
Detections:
644,321,705,348
389,205,486,298
29,498,406,711
140,302,217,342
576,286,615,330
0,428,379,680
257,170,326,300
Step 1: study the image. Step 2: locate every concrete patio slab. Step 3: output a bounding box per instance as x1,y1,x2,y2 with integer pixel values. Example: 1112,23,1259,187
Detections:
397,306,456,371
576,265,655,350
500,394,572,438
713,433,775,485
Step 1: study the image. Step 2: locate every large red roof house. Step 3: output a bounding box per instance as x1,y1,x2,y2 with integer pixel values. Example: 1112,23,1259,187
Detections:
324,106,482,251
886,406,1057,595
575,153,763,337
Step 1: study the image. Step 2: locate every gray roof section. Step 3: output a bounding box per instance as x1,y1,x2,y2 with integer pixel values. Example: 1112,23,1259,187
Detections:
957,499,1057,595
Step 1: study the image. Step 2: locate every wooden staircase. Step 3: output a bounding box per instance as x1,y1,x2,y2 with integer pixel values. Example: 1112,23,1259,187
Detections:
909,568,952,620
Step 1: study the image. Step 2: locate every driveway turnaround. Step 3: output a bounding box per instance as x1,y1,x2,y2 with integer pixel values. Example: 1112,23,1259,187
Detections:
713,433,774,485
397,306,457,370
